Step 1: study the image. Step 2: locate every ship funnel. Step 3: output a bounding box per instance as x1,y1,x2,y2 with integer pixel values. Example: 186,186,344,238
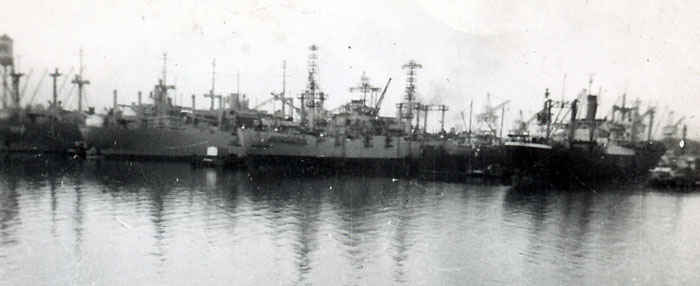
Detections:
113,90,118,110
586,95,597,121
0,34,13,67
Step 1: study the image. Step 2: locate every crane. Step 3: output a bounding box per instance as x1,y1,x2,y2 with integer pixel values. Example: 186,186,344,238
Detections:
476,96,510,136
634,106,656,141
57,67,74,104
255,92,303,117
662,115,686,139
19,68,33,101
513,110,539,135
26,69,48,106
253,96,276,110
371,77,392,116
254,91,298,115
254,60,297,119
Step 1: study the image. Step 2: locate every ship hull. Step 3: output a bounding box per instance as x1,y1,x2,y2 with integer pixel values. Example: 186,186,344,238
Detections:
418,141,507,181
0,116,82,153
81,125,242,163
504,141,666,186
239,129,420,176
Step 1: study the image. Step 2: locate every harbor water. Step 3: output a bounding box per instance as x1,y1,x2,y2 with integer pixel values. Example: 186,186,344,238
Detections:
2,156,700,285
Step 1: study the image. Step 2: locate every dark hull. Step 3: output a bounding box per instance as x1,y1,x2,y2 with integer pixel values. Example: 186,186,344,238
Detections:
0,117,82,153
81,125,243,164
504,141,666,187
418,145,507,182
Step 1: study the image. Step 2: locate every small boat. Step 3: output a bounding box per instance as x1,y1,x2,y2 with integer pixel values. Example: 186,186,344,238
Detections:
649,154,699,188
190,146,227,168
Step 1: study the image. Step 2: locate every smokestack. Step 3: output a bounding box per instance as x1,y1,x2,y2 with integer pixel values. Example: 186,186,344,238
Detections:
113,89,118,110
137,91,142,106
569,99,578,146
587,95,597,142
647,109,655,141
191,94,196,111
233,93,240,111
586,95,597,122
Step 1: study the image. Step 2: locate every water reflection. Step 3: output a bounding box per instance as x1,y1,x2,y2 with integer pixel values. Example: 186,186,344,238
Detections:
0,163,20,249
391,182,416,284
2,156,700,285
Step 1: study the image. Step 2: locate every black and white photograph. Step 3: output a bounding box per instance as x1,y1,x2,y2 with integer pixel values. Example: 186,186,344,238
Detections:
2,0,699,284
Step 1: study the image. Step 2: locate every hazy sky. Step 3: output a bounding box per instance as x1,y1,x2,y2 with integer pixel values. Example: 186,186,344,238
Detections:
4,0,700,138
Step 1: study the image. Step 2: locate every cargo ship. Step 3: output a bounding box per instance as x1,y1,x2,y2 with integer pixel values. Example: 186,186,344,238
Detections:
0,35,84,154
418,96,509,181
240,47,422,175
80,56,256,164
504,86,666,186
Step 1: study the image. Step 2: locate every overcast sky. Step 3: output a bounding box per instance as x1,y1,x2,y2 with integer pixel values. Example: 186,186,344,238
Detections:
4,0,700,138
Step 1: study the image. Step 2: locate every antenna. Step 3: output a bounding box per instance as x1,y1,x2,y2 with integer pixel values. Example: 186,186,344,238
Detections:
211,58,216,94
162,53,168,84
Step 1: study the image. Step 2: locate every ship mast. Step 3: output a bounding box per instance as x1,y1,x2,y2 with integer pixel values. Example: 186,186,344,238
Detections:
203,58,216,110
468,99,473,139
0,34,14,109
1,66,6,109
211,58,216,98
49,68,62,110
401,60,422,132
270,61,290,119
9,66,22,109
154,53,175,110
300,45,324,128
279,62,285,117
71,49,90,113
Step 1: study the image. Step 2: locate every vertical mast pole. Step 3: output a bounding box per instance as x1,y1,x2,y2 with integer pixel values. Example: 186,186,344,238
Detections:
49,68,61,109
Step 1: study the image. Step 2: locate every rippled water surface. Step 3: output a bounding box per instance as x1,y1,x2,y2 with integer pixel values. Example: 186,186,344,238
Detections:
2,155,700,285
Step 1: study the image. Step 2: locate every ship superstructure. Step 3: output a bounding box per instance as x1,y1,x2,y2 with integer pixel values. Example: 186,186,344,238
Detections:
239,46,423,174
80,55,253,162
504,81,665,185
418,94,509,180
